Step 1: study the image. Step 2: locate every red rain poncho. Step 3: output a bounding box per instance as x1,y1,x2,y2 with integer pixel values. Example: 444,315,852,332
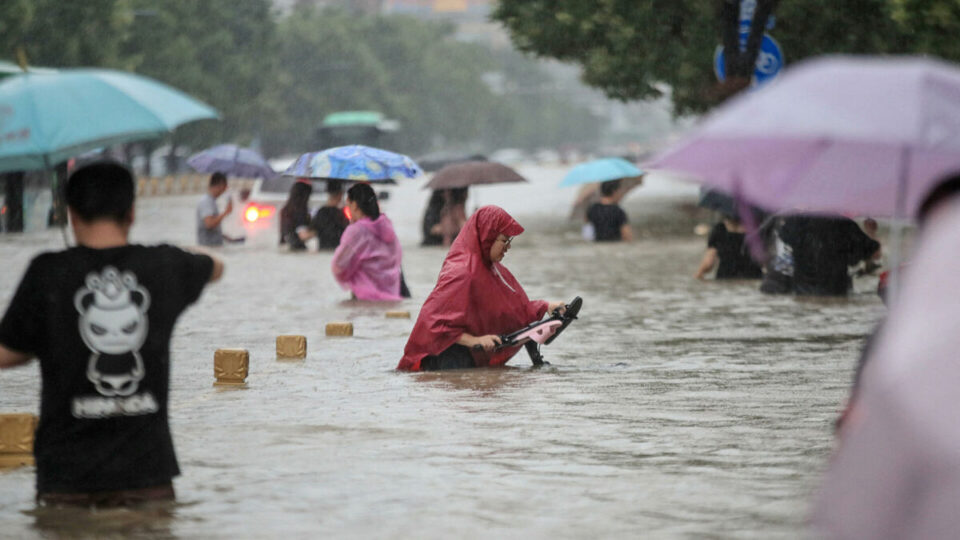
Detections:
398,206,548,371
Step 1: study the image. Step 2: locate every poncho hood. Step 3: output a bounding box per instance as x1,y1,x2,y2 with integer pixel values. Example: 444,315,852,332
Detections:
397,206,547,371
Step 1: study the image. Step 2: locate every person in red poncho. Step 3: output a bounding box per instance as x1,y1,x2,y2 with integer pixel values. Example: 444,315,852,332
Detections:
398,205,566,371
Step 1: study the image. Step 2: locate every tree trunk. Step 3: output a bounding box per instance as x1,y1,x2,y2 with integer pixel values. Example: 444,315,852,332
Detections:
166,139,178,177
2,172,25,233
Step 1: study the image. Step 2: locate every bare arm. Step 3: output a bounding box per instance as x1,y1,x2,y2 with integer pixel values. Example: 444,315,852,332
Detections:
0,343,32,369
209,255,224,282
694,248,719,280
456,332,501,352
203,199,233,230
621,224,634,242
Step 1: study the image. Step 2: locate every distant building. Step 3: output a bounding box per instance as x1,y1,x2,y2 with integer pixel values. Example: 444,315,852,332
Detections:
272,0,385,15
382,0,491,19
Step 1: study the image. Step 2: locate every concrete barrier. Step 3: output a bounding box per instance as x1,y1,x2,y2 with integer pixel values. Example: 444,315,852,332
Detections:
0,413,37,469
325,322,354,337
385,311,411,319
214,348,249,387
276,335,307,360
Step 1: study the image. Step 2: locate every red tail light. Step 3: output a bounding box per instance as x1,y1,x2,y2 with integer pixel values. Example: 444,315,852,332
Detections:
244,203,275,223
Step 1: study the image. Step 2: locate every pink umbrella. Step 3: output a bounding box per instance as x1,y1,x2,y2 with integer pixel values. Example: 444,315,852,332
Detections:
651,55,960,219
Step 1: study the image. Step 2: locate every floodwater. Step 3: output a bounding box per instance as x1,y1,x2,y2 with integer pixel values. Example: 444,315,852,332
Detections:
0,166,884,538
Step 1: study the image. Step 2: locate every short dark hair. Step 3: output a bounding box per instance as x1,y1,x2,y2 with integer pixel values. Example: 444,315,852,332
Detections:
347,182,380,220
66,160,135,223
209,171,227,187
600,179,621,197
327,179,343,194
918,173,960,224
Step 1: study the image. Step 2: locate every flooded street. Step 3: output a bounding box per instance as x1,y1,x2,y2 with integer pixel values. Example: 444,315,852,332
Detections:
0,166,884,538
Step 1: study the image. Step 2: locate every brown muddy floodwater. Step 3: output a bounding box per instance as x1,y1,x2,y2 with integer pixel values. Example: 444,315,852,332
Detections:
0,166,884,538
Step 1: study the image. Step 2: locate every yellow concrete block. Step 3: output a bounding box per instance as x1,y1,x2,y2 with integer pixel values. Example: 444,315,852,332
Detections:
137,178,147,196
276,335,307,360
163,176,174,194
149,178,159,196
385,311,411,319
0,413,36,469
325,322,354,337
214,348,249,387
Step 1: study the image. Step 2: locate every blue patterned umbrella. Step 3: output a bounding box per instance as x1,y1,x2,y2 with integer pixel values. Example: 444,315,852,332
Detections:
187,144,276,179
282,145,422,184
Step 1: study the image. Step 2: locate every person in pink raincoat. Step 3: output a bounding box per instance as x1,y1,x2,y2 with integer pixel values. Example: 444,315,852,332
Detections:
331,183,403,301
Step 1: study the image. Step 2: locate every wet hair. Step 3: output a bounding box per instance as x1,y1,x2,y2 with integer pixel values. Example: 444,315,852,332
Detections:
283,180,313,215
600,179,621,197
327,179,343,194
722,213,742,225
209,171,227,187
918,173,960,225
347,182,380,220
66,160,135,224
450,187,468,205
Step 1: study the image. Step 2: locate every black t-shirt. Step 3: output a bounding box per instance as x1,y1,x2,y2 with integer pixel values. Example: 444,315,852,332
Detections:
587,203,628,242
780,216,880,296
0,244,213,494
707,222,763,279
311,206,349,249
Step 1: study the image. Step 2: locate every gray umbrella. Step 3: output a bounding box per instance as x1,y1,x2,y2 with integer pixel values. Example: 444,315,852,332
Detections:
424,161,526,190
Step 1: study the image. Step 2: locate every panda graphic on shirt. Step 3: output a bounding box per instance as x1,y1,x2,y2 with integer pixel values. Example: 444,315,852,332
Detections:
71,266,158,418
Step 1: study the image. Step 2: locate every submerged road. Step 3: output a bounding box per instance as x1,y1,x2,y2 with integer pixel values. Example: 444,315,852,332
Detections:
0,165,883,538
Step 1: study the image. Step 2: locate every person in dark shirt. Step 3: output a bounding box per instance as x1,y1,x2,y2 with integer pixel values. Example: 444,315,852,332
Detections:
421,189,445,246
0,161,223,507
586,179,633,242
695,215,763,280
305,179,349,249
779,214,880,296
279,179,313,251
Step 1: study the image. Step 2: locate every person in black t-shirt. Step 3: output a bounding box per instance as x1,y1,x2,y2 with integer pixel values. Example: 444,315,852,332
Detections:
694,215,763,280
0,161,223,507
779,214,880,296
303,179,349,250
586,179,633,242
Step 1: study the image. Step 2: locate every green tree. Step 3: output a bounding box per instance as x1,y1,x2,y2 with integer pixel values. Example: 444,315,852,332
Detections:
492,0,920,114
121,0,277,147
0,0,132,68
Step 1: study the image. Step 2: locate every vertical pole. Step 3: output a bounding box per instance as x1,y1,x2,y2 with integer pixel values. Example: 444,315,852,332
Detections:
886,145,910,306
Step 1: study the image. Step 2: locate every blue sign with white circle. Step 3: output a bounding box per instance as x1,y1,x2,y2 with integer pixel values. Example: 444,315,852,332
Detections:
714,32,784,87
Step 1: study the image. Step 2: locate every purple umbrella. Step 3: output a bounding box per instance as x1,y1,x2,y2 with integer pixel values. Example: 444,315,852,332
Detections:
650,55,960,220
187,144,276,179
811,201,960,539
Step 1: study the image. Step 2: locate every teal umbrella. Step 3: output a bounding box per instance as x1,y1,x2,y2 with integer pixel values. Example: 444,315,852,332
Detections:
0,68,218,173
559,157,643,187
0,60,56,80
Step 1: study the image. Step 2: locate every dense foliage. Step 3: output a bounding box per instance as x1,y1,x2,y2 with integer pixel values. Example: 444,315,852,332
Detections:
493,0,960,115
0,0,603,156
